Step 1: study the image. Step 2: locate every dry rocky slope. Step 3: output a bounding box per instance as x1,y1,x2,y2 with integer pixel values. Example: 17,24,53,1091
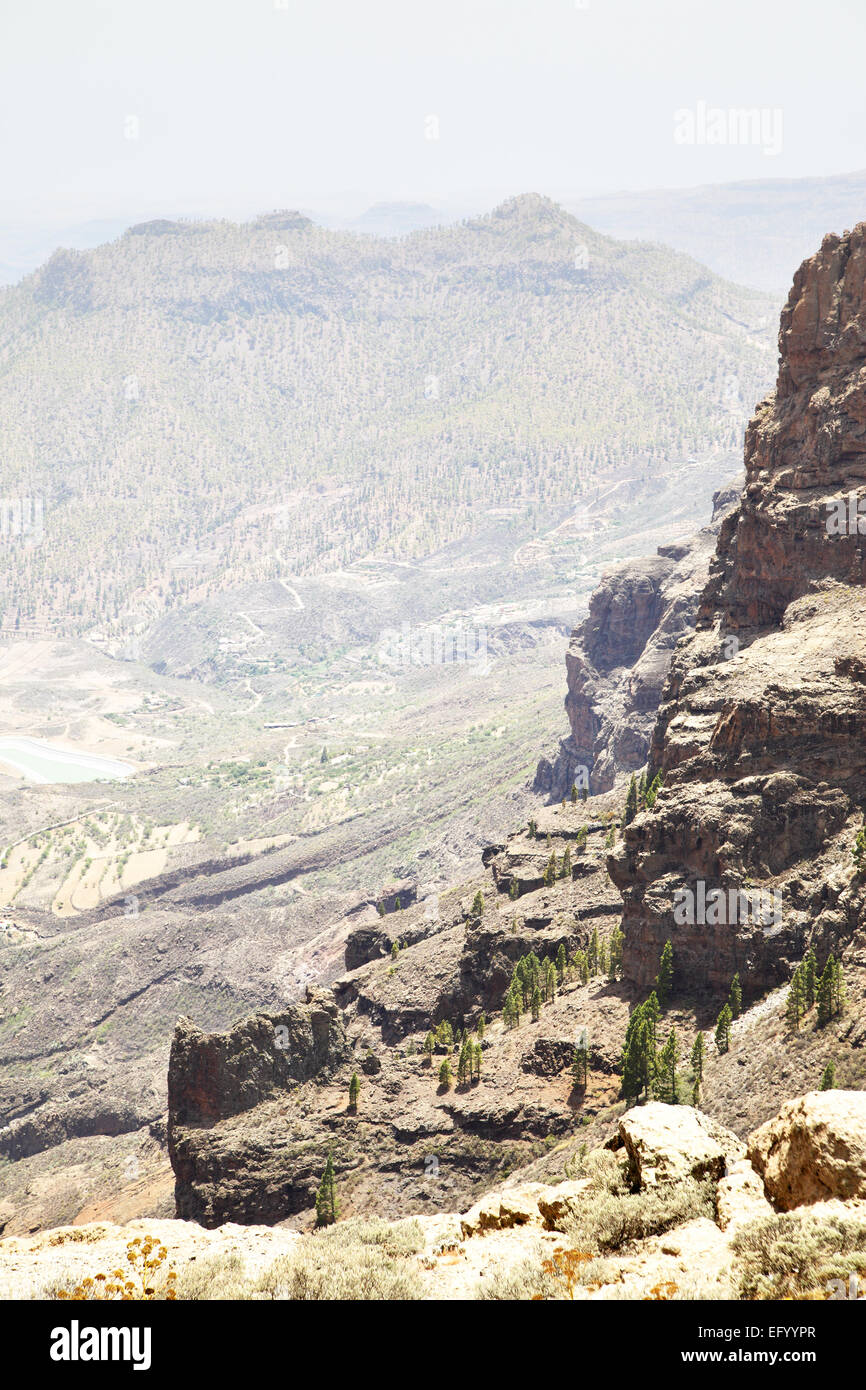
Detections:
161,225,866,1271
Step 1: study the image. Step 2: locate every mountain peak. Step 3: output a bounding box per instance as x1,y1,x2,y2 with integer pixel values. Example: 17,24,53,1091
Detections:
489,192,570,223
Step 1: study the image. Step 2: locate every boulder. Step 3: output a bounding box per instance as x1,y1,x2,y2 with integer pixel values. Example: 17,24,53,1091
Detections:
459,1183,549,1237
747,1091,866,1210
610,1103,743,1189
536,1179,592,1230
716,1158,774,1233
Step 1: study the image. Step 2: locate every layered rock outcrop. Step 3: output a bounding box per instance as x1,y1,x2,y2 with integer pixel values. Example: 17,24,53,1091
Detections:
611,225,866,998
748,1090,866,1210
167,994,349,1224
536,479,741,799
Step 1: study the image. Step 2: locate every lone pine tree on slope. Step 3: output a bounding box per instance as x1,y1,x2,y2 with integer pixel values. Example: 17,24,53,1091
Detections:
655,939,674,1008
315,1153,339,1227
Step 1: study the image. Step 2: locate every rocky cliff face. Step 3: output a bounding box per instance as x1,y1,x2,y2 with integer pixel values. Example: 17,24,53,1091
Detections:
536,479,741,799
167,995,348,1224
612,225,866,998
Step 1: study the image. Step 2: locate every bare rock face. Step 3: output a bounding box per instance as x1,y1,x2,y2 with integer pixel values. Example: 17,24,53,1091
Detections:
167,992,349,1224
536,482,740,799
701,227,866,631
612,224,866,998
747,1090,866,1210
608,1103,743,1188
716,1157,774,1233
168,992,348,1129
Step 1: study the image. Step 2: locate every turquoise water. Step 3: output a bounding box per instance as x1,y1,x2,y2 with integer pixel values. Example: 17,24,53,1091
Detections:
0,737,135,785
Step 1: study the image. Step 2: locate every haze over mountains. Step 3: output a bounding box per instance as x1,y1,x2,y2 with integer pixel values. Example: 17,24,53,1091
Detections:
568,167,866,294
0,192,774,650
5,166,866,297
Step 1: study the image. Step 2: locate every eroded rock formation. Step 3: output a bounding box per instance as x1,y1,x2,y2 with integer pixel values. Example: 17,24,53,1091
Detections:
611,225,866,998
536,478,741,799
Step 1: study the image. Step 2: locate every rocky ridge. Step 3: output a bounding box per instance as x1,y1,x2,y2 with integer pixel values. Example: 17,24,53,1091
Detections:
613,224,866,999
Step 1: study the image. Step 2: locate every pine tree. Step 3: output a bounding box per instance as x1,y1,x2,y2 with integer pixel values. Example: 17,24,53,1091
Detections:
556,942,567,982
621,1009,654,1102
608,924,624,980
644,991,660,1056
531,983,542,1021
435,1019,453,1050
621,996,659,1102
803,947,817,1010
655,1029,679,1104
588,927,600,975
714,1003,732,1055
476,1012,486,1039
786,966,806,1030
820,1060,836,1091
690,1032,705,1105
572,1036,588,1089
315,1153,339,1227
544,853,557,887
348,1072,360,1111
655,939,674,1009
832,958,847,1018
509,879,520,900
580,784,589,802
471,890,484,917
560,845,572,880
644,771,663,809
472,1040,483,1081
728,972,742,1020
438,1057,452,1088
423,1031,435,1063
638,770,647,805
573,948,589,985
624,774,638,826
853,825,866,877
690,1032,705,1085
544,958,557,1002
816,960,834,1027
570,783,578,803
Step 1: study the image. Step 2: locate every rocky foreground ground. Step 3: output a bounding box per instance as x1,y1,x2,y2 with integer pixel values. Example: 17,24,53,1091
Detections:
3,1091,865,1300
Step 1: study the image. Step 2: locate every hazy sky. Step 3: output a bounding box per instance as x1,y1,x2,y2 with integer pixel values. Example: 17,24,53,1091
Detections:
3,0,866,225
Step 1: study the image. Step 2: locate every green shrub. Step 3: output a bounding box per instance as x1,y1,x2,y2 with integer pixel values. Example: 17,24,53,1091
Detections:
732,1209,866,1300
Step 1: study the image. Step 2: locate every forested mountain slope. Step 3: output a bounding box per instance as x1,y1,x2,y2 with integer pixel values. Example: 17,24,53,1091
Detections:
0,194,774,647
